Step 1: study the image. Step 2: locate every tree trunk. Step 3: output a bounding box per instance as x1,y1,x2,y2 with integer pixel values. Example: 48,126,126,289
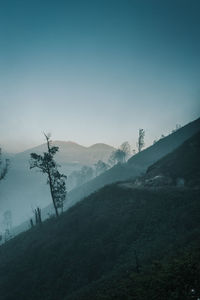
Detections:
48,171,59,217
45,134,59,217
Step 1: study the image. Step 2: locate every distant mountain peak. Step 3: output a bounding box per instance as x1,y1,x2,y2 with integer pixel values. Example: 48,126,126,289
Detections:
53,140,80,145
88,143,115,150
52,140,86,149
14,140,115,166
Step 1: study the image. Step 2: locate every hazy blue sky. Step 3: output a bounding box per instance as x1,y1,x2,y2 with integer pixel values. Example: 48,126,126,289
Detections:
0,0,200,152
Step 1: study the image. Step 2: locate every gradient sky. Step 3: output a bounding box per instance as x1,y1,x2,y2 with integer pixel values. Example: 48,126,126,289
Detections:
0,0,200,152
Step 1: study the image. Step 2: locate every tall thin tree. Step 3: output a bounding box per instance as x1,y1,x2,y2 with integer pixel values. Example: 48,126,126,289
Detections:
30,134,67,217
137,129,145,152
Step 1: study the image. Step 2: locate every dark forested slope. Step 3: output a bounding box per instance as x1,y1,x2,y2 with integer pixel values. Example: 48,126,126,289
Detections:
0,185,199,300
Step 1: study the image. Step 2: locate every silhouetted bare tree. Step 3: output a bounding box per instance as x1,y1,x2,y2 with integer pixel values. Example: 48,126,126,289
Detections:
30,134,67,217
35,207,42,225
30,218,34,228
109,149,126,164
137,129,145,152
94,160,109,176
0,149,9,181
120,142,131,161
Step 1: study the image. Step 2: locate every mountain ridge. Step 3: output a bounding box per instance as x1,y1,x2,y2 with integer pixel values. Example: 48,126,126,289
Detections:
15,141,115,156
11,117,200,234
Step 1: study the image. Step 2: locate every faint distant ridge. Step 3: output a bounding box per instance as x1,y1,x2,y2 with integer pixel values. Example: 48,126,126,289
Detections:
54,140,86,148
16,141,116,165
88,143,115,150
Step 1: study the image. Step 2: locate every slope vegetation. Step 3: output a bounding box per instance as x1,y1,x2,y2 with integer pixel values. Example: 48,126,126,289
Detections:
146,131,200,187
66,117,200,209
11,117,200,235
0,185,199,300
0,129,200,299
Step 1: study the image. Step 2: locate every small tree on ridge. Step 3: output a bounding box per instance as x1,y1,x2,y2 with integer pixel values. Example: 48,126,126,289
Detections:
137,129,145,153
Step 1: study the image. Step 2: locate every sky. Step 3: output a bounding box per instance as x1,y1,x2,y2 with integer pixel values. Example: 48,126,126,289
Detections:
0,0,200,153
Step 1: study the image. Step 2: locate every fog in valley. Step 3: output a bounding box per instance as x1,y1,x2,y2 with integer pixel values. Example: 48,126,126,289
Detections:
0,1,200,299
0,141,115,226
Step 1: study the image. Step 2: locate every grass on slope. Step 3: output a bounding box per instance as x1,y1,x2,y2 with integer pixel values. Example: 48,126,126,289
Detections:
0,184,199,300
65,246,200,300
147,131,200,187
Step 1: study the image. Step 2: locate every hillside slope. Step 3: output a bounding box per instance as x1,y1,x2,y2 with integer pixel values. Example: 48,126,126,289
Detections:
0,128,200,299
65,117,200,209
65,245,200,300
11,117,200,234
146,131,200,187
128,117,200,167
0,186,199,300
